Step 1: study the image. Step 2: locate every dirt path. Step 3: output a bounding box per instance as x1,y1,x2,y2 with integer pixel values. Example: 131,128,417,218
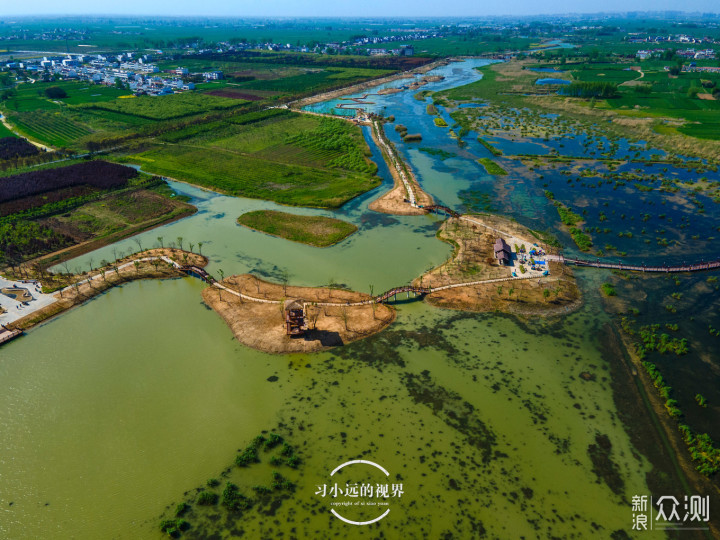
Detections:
367,120,432,215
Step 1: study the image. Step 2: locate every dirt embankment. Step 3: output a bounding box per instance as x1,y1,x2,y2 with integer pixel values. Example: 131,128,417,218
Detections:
367,122,433,216
202,274,395,354
416,215,581,315
8,249,207,331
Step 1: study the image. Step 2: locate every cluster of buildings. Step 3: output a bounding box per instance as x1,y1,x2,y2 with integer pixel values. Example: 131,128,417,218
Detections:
367,46,415,57
0,27,90,42
627,33,719,45
3,52,225,96
635,48,716,60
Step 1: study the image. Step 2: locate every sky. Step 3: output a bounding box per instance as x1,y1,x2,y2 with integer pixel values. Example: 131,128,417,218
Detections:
1,0,719,17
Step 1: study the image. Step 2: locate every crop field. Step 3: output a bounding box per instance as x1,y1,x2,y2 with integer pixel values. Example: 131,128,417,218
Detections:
570,63,641,84
121,110,379,207
0,160,137,204
235,67,391,94
358,36,535,57
158,59,309,81
3,81,132,112
81,92,243,120
0,137,39,160
8,110,92,147
591,66,720,140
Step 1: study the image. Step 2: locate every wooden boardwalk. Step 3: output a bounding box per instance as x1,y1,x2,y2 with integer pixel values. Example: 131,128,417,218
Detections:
548,255,720,274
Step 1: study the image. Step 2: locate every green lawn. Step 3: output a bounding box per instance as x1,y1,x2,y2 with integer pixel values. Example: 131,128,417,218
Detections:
237,210,357,247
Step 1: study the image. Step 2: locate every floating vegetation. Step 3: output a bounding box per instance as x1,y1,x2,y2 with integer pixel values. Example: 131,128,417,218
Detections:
601,283,616,297
158,431,301,537
477,137,503,156
477,158,508,176
418,147,457,160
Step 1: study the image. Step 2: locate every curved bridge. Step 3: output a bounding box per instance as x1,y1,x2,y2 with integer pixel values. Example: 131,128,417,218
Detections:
423,205,460,218
180,265,215,283
372,285,433,303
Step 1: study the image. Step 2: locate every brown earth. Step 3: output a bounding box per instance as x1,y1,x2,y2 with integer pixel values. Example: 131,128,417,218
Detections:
201,274,395,354
415,215,581,315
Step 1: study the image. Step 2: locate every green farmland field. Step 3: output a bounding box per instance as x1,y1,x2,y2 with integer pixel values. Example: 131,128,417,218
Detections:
8,110,91,147
4,81,133,112
120,110,380,207
81,92,243,120
0,122,17,138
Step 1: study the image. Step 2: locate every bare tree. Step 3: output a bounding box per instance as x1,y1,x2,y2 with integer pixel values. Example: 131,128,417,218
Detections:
341,305,349,331
157,236,164,249
177,237,184,251
133,237,143,253
281,269,290,295
197,242,203,256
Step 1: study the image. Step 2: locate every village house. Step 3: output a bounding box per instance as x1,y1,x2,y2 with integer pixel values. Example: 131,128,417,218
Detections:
494,238,512,266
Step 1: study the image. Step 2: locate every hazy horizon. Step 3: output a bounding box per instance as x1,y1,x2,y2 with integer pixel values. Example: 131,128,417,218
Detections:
2,1,720,18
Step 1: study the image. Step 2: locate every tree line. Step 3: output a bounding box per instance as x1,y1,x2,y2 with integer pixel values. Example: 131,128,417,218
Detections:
0,137,39,160
0,161,137,203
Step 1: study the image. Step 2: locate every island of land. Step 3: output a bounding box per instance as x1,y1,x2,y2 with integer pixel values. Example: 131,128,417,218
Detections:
202,274,395,354
236,210,357,247
417,214,580,315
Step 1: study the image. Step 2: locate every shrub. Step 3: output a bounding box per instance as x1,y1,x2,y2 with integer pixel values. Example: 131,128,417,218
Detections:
44,86,68,99
197,491,218,505
601,283,616,296
222,482,251,511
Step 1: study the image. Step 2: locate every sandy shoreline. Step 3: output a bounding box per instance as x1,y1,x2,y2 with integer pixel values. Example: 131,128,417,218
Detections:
202,274,395,354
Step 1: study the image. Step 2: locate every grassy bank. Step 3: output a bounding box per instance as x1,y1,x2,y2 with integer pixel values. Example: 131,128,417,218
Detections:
237,210,357,247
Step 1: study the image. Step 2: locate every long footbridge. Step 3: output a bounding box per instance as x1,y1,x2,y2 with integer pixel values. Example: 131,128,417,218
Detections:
173,208,720,311
548,255,720,273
